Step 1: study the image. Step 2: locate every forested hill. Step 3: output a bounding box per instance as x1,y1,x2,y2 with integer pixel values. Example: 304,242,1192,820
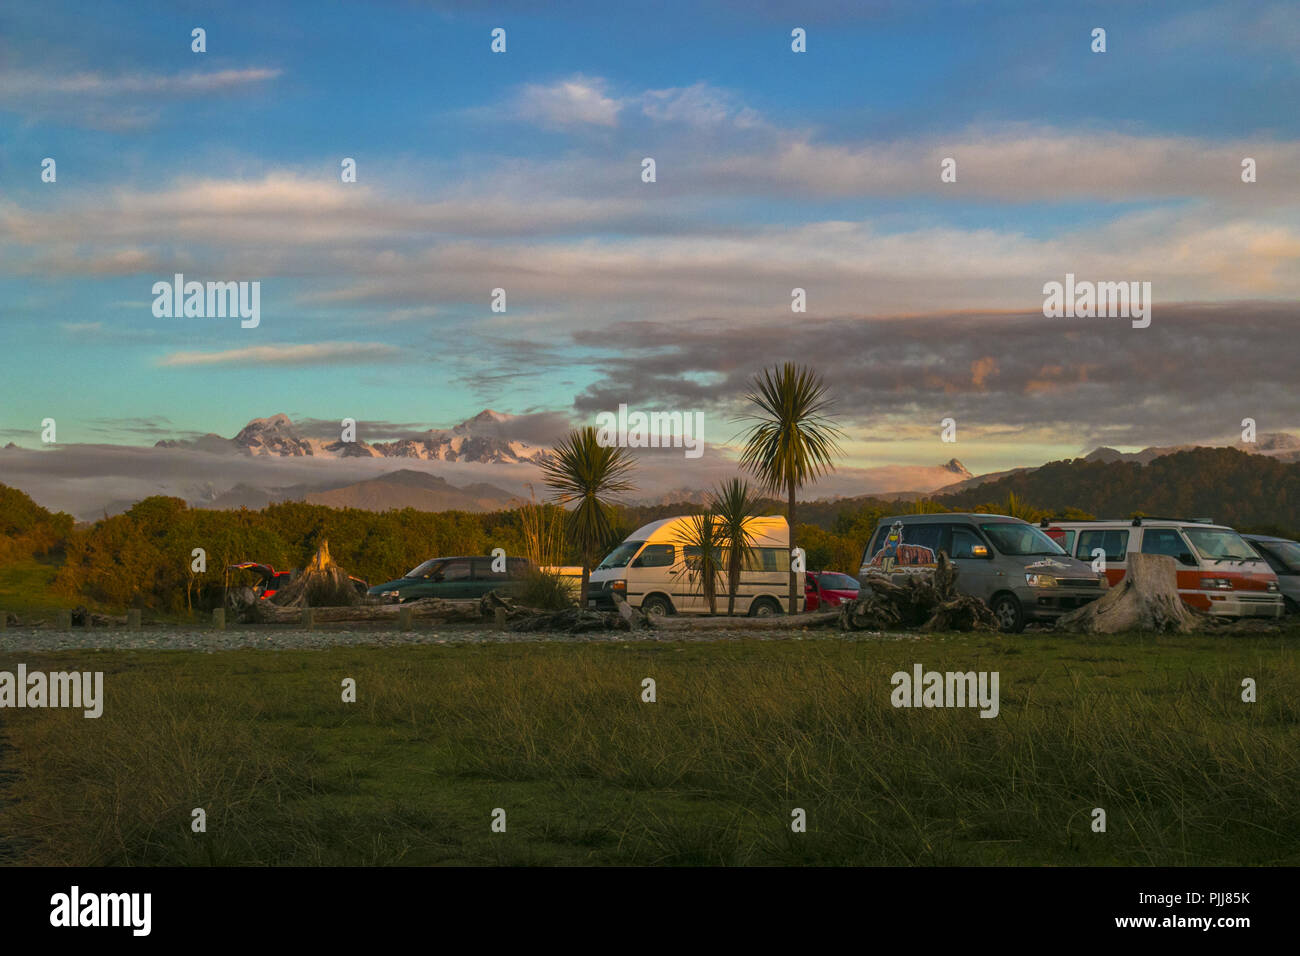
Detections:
934,448,1298,531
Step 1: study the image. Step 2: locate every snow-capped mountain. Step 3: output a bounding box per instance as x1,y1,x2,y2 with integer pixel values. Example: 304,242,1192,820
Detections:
161,410,553,464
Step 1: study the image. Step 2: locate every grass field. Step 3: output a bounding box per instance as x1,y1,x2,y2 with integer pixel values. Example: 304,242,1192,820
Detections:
0,629,1297,866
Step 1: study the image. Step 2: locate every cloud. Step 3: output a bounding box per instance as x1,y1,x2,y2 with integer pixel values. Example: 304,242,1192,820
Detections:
5,164,1299,324
639,83,764,128
0,66,282,129
694,128,1300,202
506,76,764,131
558,301,1300,452
0,67,282,98
513,75,622,127
159,343,401,368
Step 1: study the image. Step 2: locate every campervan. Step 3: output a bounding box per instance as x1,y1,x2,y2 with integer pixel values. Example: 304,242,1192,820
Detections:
1042,518,1284,619
858,513,1106,632
587,515,803,616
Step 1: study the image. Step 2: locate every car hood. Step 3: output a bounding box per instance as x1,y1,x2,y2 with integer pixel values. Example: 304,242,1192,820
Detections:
1021,556,1098,577
369,578,421,592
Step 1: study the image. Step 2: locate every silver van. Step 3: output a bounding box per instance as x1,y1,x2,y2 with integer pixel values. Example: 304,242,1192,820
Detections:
858,513,1107,632
1243,534,1300,614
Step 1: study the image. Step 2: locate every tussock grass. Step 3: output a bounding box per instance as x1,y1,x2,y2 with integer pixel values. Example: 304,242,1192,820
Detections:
0,631,1296,866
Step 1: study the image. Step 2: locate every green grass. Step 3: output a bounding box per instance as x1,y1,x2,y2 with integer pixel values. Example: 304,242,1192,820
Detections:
0,630,1297,866
0,558,77,620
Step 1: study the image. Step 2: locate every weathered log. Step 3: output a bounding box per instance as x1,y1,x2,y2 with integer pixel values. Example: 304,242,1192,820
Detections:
506,607,631,633
840,553,998,632
249,596,482,625
1055,552,1199,633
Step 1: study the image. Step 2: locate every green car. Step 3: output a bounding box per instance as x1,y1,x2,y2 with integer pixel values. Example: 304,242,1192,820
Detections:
367,555,531,602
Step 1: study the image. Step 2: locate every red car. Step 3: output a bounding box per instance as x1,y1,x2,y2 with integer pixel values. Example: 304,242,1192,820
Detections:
227,562,294,600
805,571,860,611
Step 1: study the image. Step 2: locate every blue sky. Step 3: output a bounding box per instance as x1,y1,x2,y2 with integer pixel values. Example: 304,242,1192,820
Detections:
1,0,1298,482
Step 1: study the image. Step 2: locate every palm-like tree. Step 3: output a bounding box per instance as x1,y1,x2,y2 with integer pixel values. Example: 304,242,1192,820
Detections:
736,363,844,614
710,477,763,616
540,427,636,607
672,510,726,615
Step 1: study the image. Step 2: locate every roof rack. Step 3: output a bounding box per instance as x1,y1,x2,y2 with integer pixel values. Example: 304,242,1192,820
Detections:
1040,516,1216,527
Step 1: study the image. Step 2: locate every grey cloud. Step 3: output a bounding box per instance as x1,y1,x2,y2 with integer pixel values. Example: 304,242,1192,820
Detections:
564,302,1300,449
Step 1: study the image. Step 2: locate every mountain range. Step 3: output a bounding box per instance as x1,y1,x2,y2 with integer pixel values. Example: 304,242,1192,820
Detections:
157,409,553,465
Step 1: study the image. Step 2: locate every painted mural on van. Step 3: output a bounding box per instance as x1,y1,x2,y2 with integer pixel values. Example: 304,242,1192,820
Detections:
866,520,938,574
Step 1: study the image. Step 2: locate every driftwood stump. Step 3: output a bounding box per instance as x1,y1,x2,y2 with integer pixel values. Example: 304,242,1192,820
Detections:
840,553,998,632
270,540,361,608
1055,552,1198,633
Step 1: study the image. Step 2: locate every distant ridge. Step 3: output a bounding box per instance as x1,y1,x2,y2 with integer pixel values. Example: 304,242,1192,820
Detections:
157,409,554,465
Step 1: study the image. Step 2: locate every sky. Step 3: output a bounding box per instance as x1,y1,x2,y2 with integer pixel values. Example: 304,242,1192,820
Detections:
1,0,1298,493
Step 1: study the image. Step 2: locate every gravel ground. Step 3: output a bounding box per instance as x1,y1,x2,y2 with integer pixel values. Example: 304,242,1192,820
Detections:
0,624,913,652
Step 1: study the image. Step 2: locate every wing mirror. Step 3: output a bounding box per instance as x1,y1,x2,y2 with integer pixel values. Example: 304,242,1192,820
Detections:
971,545,990,558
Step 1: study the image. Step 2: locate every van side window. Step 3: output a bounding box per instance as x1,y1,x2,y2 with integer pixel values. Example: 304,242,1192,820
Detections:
862,528,886,566
683,546,724,570
949,526,985,558
635,544,675,568
743,548,783,572
898,524,944,555
1141,528,1196,565
439,560,471,582
1078,530,1129,563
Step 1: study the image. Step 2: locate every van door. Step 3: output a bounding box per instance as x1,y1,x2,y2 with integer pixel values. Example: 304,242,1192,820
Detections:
430,558,473,599
630,543,676,611
468,556,516,599
947,523,996,602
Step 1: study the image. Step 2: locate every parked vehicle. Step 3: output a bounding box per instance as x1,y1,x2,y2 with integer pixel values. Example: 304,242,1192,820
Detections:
858,514,1107,632
227,562,293,601
805,571,860,611
588,515,803,616
1242,534,1300,614
367,555,530,602
1042,518,1283,619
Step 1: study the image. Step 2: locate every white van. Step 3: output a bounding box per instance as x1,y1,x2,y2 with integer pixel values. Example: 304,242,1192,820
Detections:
587,515,804,616
1042,517,1284,619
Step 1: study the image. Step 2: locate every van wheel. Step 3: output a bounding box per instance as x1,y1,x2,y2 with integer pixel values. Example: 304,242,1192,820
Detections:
749,597,782,618
1285,596,1298,615
641,594,674,618
990,594,1025,633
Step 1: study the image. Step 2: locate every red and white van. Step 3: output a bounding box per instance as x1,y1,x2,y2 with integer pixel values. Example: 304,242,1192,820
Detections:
1040,518,1283,618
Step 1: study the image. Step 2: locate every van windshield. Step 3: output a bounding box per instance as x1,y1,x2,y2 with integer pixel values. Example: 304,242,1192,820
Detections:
979,523,1068,557
1184,529,1258,563
597,541,645,570
406,559,443,579
1259,540,1300,571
